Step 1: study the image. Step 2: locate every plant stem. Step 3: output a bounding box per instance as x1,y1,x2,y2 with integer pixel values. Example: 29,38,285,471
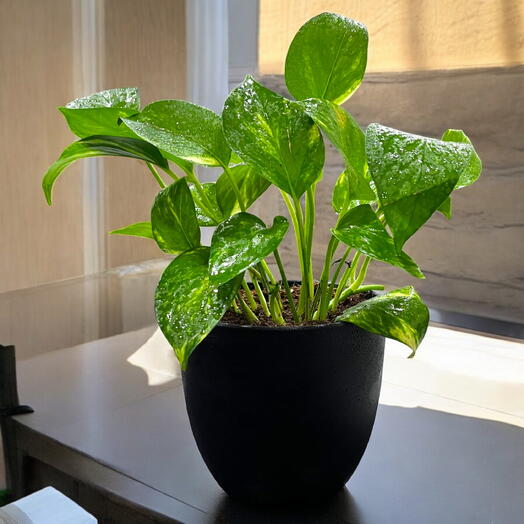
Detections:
322,246,352,316
220,162,246,212
260,259,277,285
242,279,258,310
168,163,221,223
250,273,271,317
304,184,316,297
329,255,371,310
162,166,180,181
280,191,305,321
353,284,384,293
331,252,361,311
146,163,167,188
292,195,313,319
274,249,299,323
331,247,352,289
335,264,377,303
349,256,371,291
269,286,285,325
237,292,259,324
231,299,241,314
315,235,339,320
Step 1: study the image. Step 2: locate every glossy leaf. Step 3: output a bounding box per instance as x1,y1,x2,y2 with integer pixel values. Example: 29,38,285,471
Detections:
222,76,324,198
441,129,482,189
301,99,367,176
151,178,200,254
155,247,241,369
215,164,271,217
436,128,481,219
332,205,424,278
332,170,375,214
229,151,244,165
366,124,473,250
285,12,368,104
209,212,289,285
42,135,168,205
437,197,452,219
301,99,374,212
59,87,139,138
337,286,429,357
110,222,153,239
122,100,230,167
189,183,223,226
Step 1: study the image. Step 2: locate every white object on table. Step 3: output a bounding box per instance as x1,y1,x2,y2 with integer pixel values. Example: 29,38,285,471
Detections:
0,487,96,523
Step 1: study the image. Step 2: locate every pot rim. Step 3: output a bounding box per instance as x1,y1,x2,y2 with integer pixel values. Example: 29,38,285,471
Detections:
216,319,348,332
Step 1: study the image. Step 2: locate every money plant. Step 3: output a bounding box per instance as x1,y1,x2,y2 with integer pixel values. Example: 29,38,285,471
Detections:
42,13,481,369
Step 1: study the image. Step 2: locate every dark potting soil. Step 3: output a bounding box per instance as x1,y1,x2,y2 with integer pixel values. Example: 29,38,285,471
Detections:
221,284,373,327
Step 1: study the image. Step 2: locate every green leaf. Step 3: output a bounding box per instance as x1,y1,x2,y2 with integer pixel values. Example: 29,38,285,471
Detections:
301,99,367,176
215,164,271,217
42,135,168,205
222,76,324,198
110,221,153,239
189,183,223,226
59,87,139,138
337,286,429,357
229,151,244,165
209,212,289,285
437,197,452,219
122,100,231,167
155,247,241,369
366,124,473,250
285,13,368,104
332,205,424,278
151,178,200,254
441,129,482,189
332,169,375,214
300,99,374,213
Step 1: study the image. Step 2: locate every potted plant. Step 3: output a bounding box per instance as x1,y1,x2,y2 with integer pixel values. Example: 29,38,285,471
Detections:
42,12,481,505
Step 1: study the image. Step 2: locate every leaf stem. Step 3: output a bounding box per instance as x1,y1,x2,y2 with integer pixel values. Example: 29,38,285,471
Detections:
260,259,277,285
242,279,258,310
292,195,312,319
220,162,246,212
305,184,316,297
231,299,241,314
315,235,339,320
237,292,259,324
280,191,305,320
162,166,181,181
331,252,361,311
274,249,299,323
335,261,376,303
250,272,271,317
268,285,285,325
320,245,352,319
146,163,167,188
180,166,222,223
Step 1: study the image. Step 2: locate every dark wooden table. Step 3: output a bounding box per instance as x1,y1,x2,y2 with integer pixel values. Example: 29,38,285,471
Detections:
0,322,521,523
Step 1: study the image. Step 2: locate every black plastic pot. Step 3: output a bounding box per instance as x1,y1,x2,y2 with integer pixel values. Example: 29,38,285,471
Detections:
182,319,385,505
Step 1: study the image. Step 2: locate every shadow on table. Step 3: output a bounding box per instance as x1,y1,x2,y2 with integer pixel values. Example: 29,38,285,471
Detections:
212,488,362,524
208,405,524,524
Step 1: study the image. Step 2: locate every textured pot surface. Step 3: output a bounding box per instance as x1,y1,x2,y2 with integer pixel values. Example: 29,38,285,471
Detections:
182,321,385,505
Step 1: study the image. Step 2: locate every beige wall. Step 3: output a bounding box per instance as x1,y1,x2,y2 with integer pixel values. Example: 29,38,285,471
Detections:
259,0,524,74
0,0,185,293
104,0,186,268
0,0,84,293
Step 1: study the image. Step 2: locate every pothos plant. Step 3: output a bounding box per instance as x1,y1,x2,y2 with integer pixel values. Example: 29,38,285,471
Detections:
43,13,481,369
